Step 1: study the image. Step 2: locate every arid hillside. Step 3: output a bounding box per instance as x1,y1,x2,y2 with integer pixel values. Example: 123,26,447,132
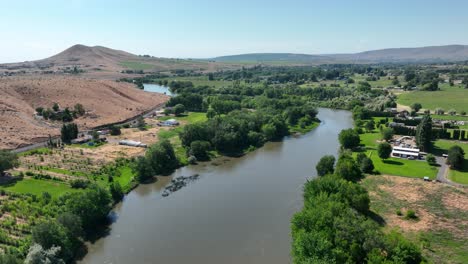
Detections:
0,76,169,149
0,44,235,79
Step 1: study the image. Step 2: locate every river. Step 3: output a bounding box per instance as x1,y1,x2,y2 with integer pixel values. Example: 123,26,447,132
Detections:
80,108,353,264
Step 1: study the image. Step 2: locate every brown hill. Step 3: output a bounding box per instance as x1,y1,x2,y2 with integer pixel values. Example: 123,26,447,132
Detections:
0,76,169,149
0,44,233,79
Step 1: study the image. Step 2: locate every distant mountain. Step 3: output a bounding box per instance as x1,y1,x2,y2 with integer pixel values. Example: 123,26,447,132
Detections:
212,45,468,64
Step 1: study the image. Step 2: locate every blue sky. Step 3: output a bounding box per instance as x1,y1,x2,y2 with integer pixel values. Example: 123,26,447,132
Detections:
1,0,467,62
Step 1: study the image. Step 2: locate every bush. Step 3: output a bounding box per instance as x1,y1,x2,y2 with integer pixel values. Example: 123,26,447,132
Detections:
446,145,465,170
426,154,436,165
405,209,418,219
316,155,336,176
396,209,402,216
338,129,360,149
70,179,89,189
109,125,121,136
189,140,211,161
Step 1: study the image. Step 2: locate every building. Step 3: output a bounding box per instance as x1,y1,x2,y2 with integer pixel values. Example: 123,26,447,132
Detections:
391,146,420,159
118,140,147,148
158,119,179,127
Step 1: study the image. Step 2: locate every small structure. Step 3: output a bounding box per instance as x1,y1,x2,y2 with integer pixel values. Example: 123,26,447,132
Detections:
71,135,92,144
158,119,179,127
389,122,405,128
118,140,147,148
391,146,420,159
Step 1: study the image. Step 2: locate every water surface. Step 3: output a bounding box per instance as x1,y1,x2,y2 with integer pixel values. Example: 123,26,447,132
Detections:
81,108,353,264
143,83,174,96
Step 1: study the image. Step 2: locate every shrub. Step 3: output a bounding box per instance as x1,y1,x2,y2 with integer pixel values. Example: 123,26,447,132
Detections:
70,179,89,189
396,209,402,216
426,154,436,165
405,209,417,219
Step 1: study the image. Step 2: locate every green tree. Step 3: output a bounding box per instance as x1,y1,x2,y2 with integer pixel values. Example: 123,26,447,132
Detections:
315,155,335,176
338,129,360,149
60,123,78,144
52,103,60,112
335,154,362,182
446,145,465,170
0,150,19,176
365,120,375,132
110,182,124,201
411,102,422,112
426,154,436,165
173,104,186,116
189,140,211,161
137,116,147,130
135,156,154,182
357,153,374,173
110,125,121,136
415,114,432,151
145,140,179,175
206,108,216,119
381,127,394,141
377,142,392,160
31,221,72,261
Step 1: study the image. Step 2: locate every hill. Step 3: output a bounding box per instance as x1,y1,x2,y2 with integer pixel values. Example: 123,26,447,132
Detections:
0,44,232,79
0,76,169,149
212,45,468,64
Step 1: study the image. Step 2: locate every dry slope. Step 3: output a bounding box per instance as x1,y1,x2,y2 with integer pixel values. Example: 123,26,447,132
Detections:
0,76,169,149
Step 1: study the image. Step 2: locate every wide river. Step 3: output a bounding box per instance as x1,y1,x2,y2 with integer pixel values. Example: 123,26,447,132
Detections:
81,108,353,264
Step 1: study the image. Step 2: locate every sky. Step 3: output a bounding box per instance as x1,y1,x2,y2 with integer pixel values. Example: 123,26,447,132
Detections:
1,0,468,62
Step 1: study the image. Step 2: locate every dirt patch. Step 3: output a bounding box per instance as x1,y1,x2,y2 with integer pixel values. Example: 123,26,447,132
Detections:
378,175,439,203
443,189,468,211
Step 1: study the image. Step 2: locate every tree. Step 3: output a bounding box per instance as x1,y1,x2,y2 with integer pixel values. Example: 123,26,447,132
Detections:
415,115,432,151
145,140,179,175
60,123,78,144
315,155,335,176
411,103,422,112
74,103,85,116
426,154,436,165
135,156,154,182
189,140,211,161
52,103,60,112
110,182,124,201
365,120,375,132
65,185,112,231
335,154,362,182
461,110,467,116
338,129,360,149
206,108,216,119
110,125,121,136
377,142,392,160
356,153,374,173
92,131,100,142
137,116,147,130
173,104,186,116
25,244,65,264
0,150,19,176
447,145,465,170
381,127,394,141
448,109,457,116
31,221,72,261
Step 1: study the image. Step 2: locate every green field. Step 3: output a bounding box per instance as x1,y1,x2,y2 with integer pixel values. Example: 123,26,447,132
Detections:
0,178,77,197
120,61,154,70
397,84,468,113
359,132,437,179
433,140,468,184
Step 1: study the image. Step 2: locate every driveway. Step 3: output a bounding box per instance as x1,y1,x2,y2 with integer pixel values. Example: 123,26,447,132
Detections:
435,156,465,187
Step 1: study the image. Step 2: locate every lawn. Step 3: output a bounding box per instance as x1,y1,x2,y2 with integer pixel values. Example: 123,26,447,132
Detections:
120,61,154,70
397,84,468,113
432,140,468,184
359,132,437,179
0,178,77,197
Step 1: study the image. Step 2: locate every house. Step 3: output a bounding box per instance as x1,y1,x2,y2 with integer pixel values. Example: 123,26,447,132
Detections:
391,146,420,159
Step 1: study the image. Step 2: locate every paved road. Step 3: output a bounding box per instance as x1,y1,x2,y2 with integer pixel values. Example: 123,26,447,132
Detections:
435,156,465,187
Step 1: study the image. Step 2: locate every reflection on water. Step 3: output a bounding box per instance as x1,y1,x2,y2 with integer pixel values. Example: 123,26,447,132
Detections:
143,83,174,96
80,108,353,264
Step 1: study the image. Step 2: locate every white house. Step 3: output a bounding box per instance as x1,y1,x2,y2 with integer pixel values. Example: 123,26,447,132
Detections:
391,146,420,159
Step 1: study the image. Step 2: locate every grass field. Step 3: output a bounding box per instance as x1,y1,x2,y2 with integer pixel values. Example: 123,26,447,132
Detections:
362,175,468,263
397,84,468,113
359,132,438,179
120,61,154,70
433,140,468,184
0,178,77,197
